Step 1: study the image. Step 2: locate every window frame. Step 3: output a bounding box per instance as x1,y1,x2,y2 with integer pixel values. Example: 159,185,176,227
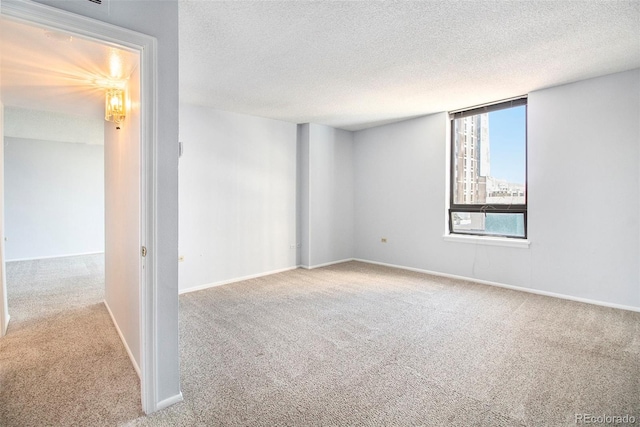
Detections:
448,97,528,239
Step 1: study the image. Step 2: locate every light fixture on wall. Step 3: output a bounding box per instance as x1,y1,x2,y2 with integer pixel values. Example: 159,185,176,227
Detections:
105,88,126,124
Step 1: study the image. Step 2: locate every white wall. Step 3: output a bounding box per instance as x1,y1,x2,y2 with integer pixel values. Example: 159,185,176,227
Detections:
299,123,354,267
104,59,141,372
179,105,298,292
179,116,354,282
527,69,639,308
33,0,181,405
353,69,640,309
354,115,447,269
4,137,104,261
297,124,310,266
2,108,105,261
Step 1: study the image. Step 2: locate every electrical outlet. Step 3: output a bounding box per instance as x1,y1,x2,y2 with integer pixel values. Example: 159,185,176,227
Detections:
296,243,301,248
381,238,387,243
178,255,185,262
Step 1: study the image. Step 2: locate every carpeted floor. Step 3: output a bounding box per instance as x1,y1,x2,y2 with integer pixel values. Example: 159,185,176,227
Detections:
1,257,638,426
0,255,142,427
131,261,639,427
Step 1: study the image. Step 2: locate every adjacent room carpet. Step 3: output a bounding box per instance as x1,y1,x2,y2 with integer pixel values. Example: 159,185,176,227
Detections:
0,255,142,427
130,261,639,427
1,257,638,426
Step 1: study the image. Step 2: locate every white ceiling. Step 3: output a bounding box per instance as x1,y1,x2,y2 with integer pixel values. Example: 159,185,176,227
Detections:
180,0,640,131
4,106,104,145
0,17,138,119
1,2,638,130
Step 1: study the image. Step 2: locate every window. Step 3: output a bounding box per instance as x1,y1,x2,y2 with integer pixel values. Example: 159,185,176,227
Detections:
449,97,527,238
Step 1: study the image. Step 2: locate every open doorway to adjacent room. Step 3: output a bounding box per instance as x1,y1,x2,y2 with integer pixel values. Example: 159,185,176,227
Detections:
0,12,148,424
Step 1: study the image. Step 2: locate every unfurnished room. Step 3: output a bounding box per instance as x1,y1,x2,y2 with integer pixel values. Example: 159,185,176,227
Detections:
0,1,638,426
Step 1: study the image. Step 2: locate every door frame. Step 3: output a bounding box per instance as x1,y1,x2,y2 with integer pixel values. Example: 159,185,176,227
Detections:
0,0,160,413
0,101,7,338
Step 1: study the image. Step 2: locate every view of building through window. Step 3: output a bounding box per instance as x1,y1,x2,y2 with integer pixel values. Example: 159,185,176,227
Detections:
450,102,527,238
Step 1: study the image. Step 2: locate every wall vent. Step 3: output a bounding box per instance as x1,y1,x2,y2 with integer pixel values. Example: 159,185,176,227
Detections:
78,0,109,16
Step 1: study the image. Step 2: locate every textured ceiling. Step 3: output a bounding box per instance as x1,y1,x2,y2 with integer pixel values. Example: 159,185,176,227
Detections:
0,17,138,119
180,0,640,131
2,2,638,130
4,107,104,145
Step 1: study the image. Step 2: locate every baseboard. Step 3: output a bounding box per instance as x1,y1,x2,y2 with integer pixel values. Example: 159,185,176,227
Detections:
299,258,355,270
156,392,184,411
353,258,640,313
6,251,105,263
1,314,10,338
103,300,142,378
179,266,298,295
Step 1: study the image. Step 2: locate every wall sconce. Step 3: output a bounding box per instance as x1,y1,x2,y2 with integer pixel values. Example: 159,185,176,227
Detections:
105,88,126,124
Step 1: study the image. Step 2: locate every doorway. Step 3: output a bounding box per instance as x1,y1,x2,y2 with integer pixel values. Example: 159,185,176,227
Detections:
0,0,162,415
0,16,130,329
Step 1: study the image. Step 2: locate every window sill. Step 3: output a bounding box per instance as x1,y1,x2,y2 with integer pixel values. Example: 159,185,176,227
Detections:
443,233,530,249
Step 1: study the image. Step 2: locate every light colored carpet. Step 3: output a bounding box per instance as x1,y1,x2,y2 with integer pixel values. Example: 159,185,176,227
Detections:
0,255,142,427
129,261,639,427
2,258,638,426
